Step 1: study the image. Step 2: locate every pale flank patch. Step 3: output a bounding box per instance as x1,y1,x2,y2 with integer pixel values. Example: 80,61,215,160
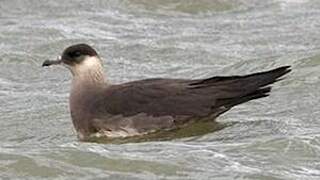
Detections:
90,128,145,138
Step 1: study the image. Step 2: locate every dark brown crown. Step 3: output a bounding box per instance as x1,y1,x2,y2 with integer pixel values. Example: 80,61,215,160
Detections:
62,44,98,65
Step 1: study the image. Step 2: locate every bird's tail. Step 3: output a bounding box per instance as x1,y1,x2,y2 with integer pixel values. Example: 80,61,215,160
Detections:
190,66,291,110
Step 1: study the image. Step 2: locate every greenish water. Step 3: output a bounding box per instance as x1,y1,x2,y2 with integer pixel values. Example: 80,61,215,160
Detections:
1,0,320,179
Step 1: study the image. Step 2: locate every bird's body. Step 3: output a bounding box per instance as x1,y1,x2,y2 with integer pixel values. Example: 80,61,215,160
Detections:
43,44,291,141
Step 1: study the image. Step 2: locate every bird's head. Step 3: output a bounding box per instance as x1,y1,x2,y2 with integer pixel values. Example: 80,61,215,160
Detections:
42,44,103,77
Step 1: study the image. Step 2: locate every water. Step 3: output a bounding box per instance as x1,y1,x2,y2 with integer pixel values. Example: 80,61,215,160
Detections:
1,0,320,179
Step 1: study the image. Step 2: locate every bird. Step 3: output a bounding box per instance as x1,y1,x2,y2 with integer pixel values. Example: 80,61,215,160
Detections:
42,43,291,142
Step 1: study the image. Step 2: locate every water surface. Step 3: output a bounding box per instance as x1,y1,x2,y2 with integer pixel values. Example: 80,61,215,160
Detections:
1,0,320,179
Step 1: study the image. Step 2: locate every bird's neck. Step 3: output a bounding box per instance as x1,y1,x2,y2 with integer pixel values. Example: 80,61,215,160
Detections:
73,68,105,86
71,57,107,88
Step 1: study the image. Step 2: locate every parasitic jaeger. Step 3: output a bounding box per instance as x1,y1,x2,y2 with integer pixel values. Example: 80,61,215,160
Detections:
42,43,291,142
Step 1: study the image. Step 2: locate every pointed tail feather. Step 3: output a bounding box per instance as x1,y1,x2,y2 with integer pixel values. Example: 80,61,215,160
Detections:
195,66,291,113
215,87,272,108
190,66,291,89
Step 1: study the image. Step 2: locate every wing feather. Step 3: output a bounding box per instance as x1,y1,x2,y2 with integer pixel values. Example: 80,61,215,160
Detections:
99,66,291,118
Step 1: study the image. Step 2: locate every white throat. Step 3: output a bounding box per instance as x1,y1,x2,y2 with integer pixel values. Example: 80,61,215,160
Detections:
69,56,106,85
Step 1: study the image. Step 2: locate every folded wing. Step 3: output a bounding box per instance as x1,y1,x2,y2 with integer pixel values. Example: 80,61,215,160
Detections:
100,66,291,118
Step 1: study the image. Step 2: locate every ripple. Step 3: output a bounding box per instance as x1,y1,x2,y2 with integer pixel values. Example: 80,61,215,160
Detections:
0,0,319,179
127,0,243,14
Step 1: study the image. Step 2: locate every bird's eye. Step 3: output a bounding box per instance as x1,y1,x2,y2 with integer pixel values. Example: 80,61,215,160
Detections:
69,51,81,58
73,51,81,57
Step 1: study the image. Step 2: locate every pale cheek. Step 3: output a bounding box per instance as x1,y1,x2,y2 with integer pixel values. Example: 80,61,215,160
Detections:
82,57,100,67
77,62,99,73
69,57,102,76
